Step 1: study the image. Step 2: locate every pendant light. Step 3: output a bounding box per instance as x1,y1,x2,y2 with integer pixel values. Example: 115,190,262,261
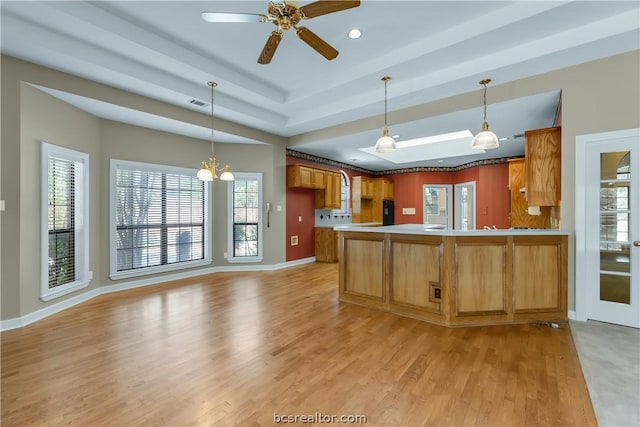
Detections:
197,81,234,181
471,78,499,150
375,76,397,153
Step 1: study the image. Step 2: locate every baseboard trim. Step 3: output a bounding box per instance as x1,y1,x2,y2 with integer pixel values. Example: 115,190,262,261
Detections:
1,257,318,331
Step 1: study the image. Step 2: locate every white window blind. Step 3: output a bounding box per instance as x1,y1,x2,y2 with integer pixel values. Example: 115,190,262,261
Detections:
41,143,90,301
110,160,210,279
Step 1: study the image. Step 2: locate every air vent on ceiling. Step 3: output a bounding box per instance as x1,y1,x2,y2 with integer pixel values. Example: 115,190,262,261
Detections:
189,99,209,107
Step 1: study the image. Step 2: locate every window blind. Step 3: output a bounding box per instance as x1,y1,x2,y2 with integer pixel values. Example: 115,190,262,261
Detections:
114,166,205,272
48,156,76,288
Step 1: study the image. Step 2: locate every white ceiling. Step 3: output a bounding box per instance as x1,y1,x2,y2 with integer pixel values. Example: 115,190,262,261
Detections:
2,1,639,171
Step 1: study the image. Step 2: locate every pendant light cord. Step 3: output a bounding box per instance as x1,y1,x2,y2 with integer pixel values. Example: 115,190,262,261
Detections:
384,79,388,128
209,81,217,155
482,82,488,122
382,76,391,129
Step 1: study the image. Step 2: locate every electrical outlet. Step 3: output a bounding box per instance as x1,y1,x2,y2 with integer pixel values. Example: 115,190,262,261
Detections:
88,271,93,280
276,205,282,212
291,235,299,246
223,252,227,259
298,216,302,222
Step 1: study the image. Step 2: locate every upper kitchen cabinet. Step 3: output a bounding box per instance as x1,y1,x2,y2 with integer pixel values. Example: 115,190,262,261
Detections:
525,127,561,206
315,171,342,210
287,164,325,189
288,164,342,210
375,178,394,200
508,159,551,228
353,176,375,199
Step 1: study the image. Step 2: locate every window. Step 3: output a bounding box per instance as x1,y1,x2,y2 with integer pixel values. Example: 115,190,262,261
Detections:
423,184,453,228
227,173,263,262
110,159,210,279
333,170,351,214
41,143,90,301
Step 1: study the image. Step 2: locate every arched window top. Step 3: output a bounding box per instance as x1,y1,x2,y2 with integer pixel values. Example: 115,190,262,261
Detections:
333,170,351,214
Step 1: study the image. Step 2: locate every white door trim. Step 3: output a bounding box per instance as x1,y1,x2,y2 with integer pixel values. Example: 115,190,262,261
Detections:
575,127,640,324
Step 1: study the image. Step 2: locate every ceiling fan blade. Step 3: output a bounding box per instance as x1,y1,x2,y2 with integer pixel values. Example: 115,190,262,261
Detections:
296,27,338,60
258,31,284,64
201,12,267,23
299,1,360,19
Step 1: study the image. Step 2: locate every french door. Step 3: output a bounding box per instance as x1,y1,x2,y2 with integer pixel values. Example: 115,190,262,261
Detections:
577,129,639,328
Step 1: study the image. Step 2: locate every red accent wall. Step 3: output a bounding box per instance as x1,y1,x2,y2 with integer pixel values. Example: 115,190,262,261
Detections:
285,156,371,261
286,186,316,261
390,171,453,224
286,156,510,261
476,163,510,229
386,163,509,229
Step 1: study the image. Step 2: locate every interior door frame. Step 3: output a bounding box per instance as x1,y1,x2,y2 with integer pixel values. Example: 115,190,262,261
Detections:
575,127,639,324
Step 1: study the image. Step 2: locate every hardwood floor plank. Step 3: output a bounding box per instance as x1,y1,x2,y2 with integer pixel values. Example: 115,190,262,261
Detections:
1,263,596,426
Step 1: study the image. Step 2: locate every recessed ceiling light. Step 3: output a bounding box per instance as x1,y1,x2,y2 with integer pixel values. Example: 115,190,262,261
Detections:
438,159,444,163
348,29,362,39
499,137,508,141
392,134,400,139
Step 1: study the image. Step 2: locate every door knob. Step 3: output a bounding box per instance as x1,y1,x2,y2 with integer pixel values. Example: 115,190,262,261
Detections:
634,241,640,247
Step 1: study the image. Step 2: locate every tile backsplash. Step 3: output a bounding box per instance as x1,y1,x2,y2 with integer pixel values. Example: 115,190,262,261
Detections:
315,209,351,226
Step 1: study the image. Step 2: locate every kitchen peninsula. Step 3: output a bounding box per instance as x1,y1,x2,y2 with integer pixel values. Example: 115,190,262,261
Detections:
336,224,568,327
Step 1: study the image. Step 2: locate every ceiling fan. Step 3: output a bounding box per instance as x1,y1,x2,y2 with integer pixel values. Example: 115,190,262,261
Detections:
202,1,361,64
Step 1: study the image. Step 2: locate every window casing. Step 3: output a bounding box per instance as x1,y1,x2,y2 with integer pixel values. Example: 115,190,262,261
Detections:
110,159,210,279
332,170,350,214
227,173,263,263
41,143,90,301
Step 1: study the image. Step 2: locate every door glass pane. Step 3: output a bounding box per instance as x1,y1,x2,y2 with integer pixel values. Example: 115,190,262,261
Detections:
599,151,632,305
600,213,629,242
600,273,631,304
600,182,629,210
423,185,451,228
600,243,631,274
600,152,630,179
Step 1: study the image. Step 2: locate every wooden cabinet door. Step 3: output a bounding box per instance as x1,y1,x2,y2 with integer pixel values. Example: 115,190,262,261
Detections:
525,127,561,206
315,172,341,209
298,166,314,188
362,178,375,198
314,227,337,262
325,173,342,209
382,180,394,200
509,159,550,228
312,170,325,189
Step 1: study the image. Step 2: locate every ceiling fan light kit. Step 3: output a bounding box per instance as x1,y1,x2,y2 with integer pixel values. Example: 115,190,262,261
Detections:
197,81,234,182
471,78,500,150
375,76,397,153
202,1,361,64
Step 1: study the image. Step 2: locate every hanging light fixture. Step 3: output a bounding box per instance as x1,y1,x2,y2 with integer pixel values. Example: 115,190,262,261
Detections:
375,76,397,153
471,78,499,150
197,81,234,181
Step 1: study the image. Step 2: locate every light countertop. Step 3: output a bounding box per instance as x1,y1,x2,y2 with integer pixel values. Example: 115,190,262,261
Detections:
333,223,570,236
315,222,382,229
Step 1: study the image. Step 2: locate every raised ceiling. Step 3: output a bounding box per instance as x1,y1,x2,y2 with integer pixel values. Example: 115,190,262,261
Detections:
2,1,639,170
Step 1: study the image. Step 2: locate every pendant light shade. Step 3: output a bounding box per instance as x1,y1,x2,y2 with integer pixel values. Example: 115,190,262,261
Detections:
197,81,234,181
375,76,396,153
471,78,499,150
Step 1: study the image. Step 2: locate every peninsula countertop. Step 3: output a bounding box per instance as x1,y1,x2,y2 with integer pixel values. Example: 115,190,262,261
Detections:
334,223,570,236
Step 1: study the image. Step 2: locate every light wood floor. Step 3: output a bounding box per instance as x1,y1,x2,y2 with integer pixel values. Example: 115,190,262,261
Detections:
1,262,596,426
